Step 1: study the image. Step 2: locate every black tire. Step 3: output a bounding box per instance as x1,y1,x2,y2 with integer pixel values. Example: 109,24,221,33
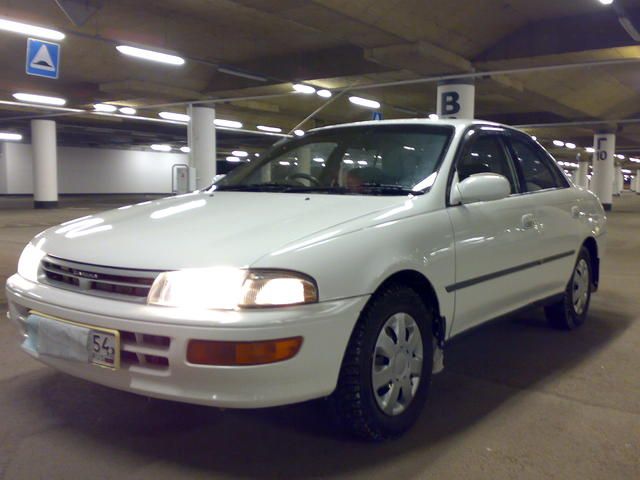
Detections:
544,247,592,330
332,285,433,441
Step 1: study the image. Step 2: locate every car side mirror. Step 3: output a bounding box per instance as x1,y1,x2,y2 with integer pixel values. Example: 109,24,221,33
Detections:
451,173,511,205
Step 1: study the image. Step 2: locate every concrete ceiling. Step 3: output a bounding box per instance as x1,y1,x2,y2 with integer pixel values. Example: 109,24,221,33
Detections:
0,0,640,167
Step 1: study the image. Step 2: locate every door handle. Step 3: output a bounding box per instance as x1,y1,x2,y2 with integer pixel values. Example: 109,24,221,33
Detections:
521,213,536,230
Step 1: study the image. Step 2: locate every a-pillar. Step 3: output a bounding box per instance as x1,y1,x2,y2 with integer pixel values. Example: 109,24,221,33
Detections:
591,132,615,211
31,119,58,209
576,157,589,188
188,105,216,190
437,79,475,119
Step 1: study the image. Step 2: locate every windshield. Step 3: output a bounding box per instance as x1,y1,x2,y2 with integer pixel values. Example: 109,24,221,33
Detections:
213,124,453,195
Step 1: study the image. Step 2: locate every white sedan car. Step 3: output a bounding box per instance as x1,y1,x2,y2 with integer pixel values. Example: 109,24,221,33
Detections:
6,119,606,440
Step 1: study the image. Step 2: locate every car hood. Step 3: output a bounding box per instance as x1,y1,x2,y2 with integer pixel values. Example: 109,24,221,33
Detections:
37,192,409,270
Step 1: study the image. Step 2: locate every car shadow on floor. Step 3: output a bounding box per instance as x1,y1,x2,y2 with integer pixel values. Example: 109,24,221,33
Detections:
14,301,634,478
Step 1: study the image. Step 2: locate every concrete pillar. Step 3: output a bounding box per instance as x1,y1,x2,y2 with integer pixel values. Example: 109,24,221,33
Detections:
31,120,58,209
576,160,589,188
437,80,475,119
636,170,640,193
613,164,622,196
591,133,615,211
187,105,216,190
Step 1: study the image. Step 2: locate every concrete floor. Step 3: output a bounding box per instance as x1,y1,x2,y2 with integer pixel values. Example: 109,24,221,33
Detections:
0,193,638,479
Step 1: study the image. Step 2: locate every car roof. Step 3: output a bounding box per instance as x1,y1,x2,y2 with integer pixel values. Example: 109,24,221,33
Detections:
308,118,530,136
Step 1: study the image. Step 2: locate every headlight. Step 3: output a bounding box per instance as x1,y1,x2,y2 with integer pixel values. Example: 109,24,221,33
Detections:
17,241,46,282
147,268,318,309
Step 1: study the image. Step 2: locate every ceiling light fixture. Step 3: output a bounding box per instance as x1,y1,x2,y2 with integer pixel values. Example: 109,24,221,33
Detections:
565,142,577,149
293,84,316,94
119,107,136,115
0,17,65,40
13,92,66,106
214,118,242,129
226,156,241,162
180,146,190,153
159,111,190,122
552,140,565,147
317,89,332,98
93,103,117,112
150,144,172,152
0,132,22,141
598,0,614,5
349,96,381,109
116,45,185,65
294,129,305,136
585,147,595,153
256,125,282,133
232,150,248,157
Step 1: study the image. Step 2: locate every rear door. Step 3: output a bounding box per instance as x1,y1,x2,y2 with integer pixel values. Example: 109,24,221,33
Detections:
505,132,580,296
447,127,545,336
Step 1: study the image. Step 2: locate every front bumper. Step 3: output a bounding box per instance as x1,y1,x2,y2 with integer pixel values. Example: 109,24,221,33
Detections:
6,274,368,408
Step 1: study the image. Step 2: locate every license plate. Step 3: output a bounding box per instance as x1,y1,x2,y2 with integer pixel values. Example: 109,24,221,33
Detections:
89,330,118,368
27,311,121,370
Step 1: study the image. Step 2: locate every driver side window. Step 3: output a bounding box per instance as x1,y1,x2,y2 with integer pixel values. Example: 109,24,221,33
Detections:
457,135,518,193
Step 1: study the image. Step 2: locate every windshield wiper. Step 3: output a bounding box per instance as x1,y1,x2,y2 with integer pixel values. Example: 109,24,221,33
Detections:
358,183,424,196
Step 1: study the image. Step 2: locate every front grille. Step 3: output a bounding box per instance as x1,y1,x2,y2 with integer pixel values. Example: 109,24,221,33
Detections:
40,256,160,302
120,330,171,373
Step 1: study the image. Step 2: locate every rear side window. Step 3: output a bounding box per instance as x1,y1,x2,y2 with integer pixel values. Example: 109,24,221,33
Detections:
510,137,566,192
457,135,518,193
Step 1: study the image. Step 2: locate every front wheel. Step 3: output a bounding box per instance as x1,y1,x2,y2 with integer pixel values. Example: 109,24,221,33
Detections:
545,247,592,330
332,285,433,440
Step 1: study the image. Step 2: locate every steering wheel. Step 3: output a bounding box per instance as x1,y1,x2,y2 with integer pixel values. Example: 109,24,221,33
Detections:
285,172,321,186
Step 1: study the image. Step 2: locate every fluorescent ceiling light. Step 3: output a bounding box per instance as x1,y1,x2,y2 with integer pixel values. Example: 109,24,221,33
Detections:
428,113,439,120
257,125,282,133
294,129,305,136
159,111,190,122
13,92,66,106
93,103,117,112
226,156,241,162
349,96,381,109
403,145,415,151
254,153,260,157
585,147,595,153
180,146,190,153
0,17,65,41
598,0,614,5
214,118,242,129
565,142,576,149
313,157,325,163
0,132,22,141
119,107,136,115
150,144,172,152
616,154,625,159
279,161,291,166
116,45,185,65
232,150,248,157
293,84,316,94
357,160,368,165
552,140,565,147
317,89,332,98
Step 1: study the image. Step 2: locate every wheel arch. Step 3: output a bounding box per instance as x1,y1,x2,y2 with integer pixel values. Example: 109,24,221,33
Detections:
582,237,599,291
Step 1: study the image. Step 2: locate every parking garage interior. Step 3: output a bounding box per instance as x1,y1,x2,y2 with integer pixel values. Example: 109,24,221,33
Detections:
1,0,639,478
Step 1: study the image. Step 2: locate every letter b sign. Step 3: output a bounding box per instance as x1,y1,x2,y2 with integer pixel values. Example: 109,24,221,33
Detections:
441,91,461,115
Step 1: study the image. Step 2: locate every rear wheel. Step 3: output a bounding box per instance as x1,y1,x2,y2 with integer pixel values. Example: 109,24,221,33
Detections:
545,247,592,330
332,285,433,440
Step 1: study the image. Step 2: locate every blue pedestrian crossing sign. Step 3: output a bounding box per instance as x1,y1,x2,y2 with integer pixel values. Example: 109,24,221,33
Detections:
26,38,60,79
372,111,383,121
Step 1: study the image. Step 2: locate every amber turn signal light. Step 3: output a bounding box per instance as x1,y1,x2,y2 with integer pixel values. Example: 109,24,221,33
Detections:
187,337,303,366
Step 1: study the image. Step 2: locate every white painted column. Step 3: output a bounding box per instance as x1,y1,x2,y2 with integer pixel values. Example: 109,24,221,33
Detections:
31,119,58,208
437,80,475,119
576,160,589,188
591,133,615,211
188,105,216,190
613,164,622,196
636,170,640,193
